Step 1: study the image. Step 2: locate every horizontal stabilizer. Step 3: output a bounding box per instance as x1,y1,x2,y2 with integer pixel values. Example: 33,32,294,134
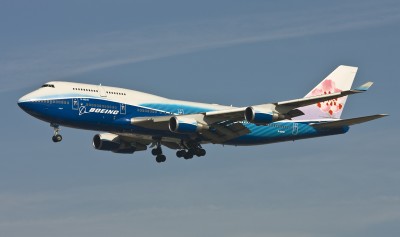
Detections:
354,82,373,91
310,114,388,129
276,81,373,111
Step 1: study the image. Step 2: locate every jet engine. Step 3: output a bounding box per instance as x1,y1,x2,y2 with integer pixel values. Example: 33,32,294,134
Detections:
92,133,146,154
93,133,120,151
169,116,208,133
244,106,286,125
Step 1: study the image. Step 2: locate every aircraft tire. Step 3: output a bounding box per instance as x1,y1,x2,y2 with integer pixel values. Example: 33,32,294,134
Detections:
176,150,185,158
156,155,166,163
183,152,193,160
152,147,162,156
52,134,62,143
199,149,206,157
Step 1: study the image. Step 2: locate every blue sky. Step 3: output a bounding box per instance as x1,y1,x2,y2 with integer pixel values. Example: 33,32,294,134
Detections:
1,0,399,236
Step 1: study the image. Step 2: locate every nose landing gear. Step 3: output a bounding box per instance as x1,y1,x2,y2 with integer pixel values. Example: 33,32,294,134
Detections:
51,123,62,143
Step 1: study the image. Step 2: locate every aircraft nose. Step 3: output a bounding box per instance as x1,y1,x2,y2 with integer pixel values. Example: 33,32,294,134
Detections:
17,94,32,111
17,96,28,111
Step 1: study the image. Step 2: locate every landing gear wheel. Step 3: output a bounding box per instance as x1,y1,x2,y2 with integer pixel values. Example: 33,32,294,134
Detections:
52,134,62,143
50,123,62,143
183,151,193,160
188,148,196,155
156,155,166,163
152,147,162,156
152,142,166,163
176,150,185,158
197,149,206,157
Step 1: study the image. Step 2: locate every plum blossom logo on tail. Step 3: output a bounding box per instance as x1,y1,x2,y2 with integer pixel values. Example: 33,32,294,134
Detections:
310,79,344,116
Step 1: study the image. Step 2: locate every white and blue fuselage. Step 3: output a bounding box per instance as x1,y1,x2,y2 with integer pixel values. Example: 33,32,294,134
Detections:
18,81,346,145
17,66,386,162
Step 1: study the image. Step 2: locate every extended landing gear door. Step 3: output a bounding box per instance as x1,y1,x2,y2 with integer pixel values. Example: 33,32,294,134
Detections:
98,85,107,97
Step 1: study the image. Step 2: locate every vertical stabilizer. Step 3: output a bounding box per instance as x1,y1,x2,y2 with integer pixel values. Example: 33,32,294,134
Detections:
297,65,358,120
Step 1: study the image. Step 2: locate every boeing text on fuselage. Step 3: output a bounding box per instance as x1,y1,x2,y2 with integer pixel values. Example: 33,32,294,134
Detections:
79,106,120,116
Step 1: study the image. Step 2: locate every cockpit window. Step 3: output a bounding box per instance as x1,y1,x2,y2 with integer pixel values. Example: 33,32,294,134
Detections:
41,84,55,88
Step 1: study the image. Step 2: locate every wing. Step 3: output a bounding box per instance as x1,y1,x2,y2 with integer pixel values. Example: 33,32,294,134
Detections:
131,110,250,143
130,82,373,143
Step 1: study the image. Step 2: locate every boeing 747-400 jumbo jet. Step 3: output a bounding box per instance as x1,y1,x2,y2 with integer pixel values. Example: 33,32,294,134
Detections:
18,65,387,163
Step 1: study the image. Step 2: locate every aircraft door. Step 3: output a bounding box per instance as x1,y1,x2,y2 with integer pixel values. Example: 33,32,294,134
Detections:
72,98,79,110
98,85,107,97
292,123,299,135
120,103,126,115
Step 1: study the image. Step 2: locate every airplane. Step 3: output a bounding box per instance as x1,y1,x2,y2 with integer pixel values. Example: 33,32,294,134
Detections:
17,65,387,163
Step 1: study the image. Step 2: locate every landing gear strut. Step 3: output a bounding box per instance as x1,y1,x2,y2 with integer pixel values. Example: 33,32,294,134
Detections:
152,142,166,163
51,123,62,143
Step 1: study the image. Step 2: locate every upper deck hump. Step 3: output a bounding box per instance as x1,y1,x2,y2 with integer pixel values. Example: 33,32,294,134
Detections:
45,81,169,102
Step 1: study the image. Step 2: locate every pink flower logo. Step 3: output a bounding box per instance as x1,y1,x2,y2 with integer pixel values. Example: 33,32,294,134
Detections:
310,79,344,116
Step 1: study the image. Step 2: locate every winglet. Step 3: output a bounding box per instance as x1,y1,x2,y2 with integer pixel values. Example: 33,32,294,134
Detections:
354,82,373,92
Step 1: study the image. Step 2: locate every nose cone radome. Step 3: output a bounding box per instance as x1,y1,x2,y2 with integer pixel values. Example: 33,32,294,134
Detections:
17,92,38,113
17,95,30,111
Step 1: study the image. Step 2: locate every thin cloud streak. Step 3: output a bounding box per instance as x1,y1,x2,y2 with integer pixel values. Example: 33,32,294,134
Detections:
1,2,400,92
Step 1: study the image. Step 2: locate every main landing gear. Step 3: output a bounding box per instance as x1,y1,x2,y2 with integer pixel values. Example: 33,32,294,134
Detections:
150,140,206,163
151,143,166,163
51,123,62,143
176,147,206,159
176,142,206,160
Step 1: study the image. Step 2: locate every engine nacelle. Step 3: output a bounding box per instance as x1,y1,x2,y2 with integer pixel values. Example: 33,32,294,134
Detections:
112,147,137,154
93,133,147,154
244,106,286,125
169,116,208,134
93,133,120,151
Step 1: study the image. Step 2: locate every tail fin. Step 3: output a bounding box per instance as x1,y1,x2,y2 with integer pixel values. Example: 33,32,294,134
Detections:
297,65,358,120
